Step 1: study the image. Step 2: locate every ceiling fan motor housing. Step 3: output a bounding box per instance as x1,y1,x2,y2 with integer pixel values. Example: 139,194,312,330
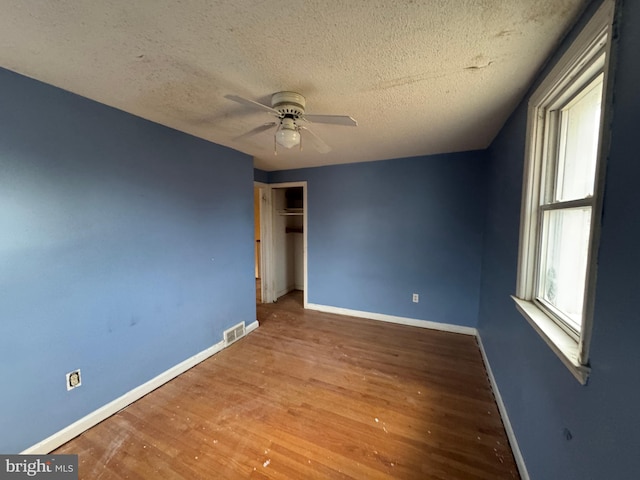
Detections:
271,91,306,118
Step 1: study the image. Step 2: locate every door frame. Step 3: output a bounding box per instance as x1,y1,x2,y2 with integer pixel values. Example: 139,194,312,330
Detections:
254,182,270,304
261,181,308,306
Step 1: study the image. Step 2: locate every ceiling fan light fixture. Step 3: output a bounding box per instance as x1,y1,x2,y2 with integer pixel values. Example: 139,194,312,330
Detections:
275,119,300,149
226,91,356,154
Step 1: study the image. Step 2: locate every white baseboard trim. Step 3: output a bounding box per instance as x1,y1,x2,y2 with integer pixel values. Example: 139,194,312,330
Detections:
22,320,259,455
305,303,477,336
476,334,529,480
246,319,259,334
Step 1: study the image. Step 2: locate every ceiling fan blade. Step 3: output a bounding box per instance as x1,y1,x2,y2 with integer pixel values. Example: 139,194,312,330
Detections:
299,126,332,153
302,114,358,126
225,94,280,115
233,122,277,141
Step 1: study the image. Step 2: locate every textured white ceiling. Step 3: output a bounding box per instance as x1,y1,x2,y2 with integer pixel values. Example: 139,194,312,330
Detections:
0,0,586,171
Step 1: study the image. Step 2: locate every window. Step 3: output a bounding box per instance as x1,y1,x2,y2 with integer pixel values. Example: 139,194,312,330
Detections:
514,0,615,384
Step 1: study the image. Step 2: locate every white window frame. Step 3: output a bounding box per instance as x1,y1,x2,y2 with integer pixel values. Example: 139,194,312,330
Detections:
514,0,615,385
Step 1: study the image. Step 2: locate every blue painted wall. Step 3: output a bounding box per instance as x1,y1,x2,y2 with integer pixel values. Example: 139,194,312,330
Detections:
477,0,640,478
254,168,269,184
270,153,486,327
0,68,255,453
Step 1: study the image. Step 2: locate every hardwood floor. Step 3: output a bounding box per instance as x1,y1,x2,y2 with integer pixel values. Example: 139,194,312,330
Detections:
54,291,520,479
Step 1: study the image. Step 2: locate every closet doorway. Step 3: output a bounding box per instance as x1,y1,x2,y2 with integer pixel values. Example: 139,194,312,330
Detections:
261,181,307,306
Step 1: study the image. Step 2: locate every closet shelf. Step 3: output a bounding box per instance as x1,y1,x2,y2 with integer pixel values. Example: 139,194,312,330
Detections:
277,208,304,216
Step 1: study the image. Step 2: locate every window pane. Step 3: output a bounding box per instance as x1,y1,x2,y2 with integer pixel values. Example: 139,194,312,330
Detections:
554,75,603,202
537,207,591,332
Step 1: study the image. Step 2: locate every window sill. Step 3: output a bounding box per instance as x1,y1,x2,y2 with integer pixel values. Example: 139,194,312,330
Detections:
512,296,590,385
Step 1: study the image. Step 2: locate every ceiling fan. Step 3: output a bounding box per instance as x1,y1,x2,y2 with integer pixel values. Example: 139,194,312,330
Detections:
225,91,357,154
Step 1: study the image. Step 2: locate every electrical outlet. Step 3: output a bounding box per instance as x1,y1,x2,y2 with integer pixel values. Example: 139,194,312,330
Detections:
412,293,419,303
66,369,82,391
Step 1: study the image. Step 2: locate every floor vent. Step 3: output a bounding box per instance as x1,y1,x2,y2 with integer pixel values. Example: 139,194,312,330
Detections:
224,321,246,346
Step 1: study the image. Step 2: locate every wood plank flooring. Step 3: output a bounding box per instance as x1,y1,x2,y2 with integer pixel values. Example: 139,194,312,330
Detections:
54,291,520,479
